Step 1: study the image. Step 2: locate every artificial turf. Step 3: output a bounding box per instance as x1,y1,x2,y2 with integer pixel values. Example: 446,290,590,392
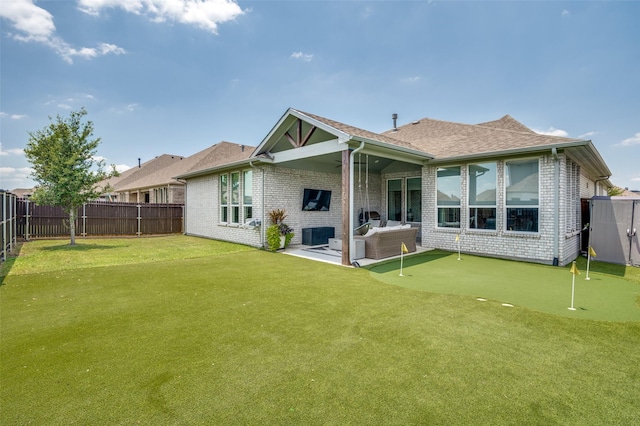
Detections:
369,250,640,321
1,237,639,424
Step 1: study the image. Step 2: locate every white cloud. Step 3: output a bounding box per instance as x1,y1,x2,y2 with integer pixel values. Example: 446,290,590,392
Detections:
401,76,421,84
534,127,569,137
78,0,246,34
578,131,596,139
0,166,33,181
115,164,132,173
620,132,640,146
0,0,126,63
291,52,313,62
0,112,23,120
561,10,570,16
0,144,25,156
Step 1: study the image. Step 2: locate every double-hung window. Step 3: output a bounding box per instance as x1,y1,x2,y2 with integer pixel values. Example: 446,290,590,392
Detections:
437,166,461,228
468,162,497,230
505,159,539,232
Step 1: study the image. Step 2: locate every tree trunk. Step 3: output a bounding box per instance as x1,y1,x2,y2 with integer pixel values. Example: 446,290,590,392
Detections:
69,209,76,245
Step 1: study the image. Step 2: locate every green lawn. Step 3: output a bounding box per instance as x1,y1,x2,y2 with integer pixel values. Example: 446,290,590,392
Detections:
2,236,639,424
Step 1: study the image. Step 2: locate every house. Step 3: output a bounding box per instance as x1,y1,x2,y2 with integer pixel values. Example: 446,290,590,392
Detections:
102,142,252,203
176,108,612,267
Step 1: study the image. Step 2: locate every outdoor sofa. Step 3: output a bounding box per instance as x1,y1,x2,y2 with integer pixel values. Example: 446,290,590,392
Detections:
354,224,418,260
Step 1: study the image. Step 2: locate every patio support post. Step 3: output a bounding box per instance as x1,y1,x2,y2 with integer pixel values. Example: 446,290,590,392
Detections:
341,149,351,265
345,141,365,266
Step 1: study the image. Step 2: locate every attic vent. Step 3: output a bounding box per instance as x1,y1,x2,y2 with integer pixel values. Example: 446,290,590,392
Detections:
412,121,420,125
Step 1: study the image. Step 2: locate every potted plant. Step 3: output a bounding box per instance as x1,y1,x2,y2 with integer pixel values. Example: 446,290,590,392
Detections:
267,209,294,251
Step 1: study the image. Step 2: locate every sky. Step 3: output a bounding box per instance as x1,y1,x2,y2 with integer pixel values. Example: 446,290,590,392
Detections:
1,0,639,191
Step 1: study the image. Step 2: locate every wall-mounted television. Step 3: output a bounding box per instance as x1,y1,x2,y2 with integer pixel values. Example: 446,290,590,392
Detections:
302,188,332,211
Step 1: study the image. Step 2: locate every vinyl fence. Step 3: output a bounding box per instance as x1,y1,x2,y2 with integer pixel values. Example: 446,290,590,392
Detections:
1,191,18,261
15,200,184,240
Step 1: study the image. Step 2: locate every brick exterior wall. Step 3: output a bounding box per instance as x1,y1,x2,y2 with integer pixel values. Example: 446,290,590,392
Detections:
184,152,591,266
262,165,343,244
422,154,581,266
184,170,263,248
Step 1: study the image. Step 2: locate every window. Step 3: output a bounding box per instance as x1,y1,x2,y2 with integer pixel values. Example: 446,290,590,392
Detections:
468,162,496,230
220,170,253,225
406,177,422,222
387,179,402,221
220,174,228,223
243,170,253,222
505,159,539,232
231,172,240,224
437,166,461,228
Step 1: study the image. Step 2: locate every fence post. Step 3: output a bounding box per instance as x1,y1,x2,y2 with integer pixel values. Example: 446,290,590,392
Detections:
137,204,142,237
9,193,14,254
25,198,30,241
82,203,87,238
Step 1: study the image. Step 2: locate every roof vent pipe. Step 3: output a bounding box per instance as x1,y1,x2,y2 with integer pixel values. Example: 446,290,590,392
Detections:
392,113,398,131
138,158,141,168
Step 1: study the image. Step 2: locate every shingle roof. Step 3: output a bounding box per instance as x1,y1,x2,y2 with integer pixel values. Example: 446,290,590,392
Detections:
116,142,252,191
105,154,185,190
296,110,426,153
382,116,584,160
476,115,536,134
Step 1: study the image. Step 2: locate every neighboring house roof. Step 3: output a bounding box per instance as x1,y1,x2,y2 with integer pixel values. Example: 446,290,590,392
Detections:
9,188,35,198
117,142,252,191
104,154,185,191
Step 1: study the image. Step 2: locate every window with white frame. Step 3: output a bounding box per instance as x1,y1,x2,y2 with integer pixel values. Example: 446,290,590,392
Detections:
468,162,497,230
243,170,253,222
437,166,461,228
220,174,228,222
505,158,539,232
231,172,240,224
220,170,253,224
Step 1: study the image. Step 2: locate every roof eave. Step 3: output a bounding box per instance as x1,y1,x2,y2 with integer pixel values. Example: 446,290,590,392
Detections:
175,157,272,180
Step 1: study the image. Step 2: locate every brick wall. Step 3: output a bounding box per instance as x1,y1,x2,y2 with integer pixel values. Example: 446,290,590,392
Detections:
422,154,577,265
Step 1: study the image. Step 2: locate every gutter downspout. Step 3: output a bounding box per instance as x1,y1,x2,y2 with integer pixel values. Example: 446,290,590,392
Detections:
349,141,366,265
552,148,559,266
249,160,265,248
594,176,610,197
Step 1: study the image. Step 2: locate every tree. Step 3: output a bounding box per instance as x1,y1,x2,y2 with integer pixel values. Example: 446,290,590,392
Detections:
607,186,625,196
24,108,117,245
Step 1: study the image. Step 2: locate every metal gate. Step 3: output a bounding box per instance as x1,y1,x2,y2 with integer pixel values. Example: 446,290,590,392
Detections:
590,196,640,266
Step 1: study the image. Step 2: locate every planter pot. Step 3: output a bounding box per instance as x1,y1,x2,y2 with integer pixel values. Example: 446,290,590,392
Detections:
279,235,286,249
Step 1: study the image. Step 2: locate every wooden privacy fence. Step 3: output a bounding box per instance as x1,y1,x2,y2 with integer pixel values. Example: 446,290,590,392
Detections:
15,200,184,240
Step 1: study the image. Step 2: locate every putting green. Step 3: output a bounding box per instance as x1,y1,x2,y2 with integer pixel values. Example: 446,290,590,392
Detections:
368,251,640,322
